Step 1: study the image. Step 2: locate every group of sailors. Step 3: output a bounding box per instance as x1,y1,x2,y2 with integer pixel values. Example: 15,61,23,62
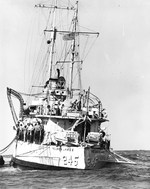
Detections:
16,118,44,144
25,102,107,121
26,99,82,117
16,116,109,149
23,86,108,119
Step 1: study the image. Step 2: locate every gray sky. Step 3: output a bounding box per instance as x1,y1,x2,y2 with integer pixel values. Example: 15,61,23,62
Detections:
1,0,150,151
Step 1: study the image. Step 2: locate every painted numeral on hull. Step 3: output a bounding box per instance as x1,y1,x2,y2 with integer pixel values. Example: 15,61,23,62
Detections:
63,156,79,167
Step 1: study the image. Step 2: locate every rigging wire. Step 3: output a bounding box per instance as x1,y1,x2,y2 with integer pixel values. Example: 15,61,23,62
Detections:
24,6,53,102
82,35,99,61
23,11,38,94
81,35,89,60
0,136,16,155
28,37,47,91
23,12,36,93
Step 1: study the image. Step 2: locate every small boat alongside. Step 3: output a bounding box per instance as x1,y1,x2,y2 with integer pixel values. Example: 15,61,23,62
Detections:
0,155,5,167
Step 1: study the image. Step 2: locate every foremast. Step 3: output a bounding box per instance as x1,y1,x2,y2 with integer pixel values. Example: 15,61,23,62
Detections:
70,1,80,96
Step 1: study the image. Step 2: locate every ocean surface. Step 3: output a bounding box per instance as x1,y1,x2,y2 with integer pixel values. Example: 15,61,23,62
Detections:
0,151,150,189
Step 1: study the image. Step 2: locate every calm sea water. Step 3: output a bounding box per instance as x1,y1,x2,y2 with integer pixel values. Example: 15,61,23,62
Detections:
0,151,150,189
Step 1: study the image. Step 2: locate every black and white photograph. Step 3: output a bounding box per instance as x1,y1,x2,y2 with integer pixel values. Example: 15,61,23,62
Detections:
0,0,150,188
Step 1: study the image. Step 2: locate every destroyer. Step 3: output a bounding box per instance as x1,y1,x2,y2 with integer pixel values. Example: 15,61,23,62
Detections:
8,0,134,169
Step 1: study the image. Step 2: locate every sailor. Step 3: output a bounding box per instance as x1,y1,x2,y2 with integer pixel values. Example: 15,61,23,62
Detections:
100,130,105,138
38,123,44,143
105,139,110,150
27,123,34,143
23,125,27,142
18,121,24,141
16,120,21,138
47,105,51,115
77,100,81,111
34,122,41,144
54,102,61,116
60,104,64,115
98,130,106,148
43,98,48,115
101,108,108,119
37,106,41,115
61,104,68,116
93,111,98,119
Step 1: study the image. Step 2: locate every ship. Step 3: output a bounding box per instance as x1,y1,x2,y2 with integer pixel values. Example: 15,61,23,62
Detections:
7,0,134,170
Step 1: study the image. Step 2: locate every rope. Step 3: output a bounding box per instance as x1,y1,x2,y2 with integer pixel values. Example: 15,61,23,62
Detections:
0,136,16,155
113,151,136,164
108,150,136,164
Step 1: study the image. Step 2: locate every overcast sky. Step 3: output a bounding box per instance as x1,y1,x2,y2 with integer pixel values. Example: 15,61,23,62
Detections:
1,0,150,152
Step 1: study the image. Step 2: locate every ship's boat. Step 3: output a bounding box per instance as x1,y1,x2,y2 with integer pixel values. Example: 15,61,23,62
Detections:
7,0,135,170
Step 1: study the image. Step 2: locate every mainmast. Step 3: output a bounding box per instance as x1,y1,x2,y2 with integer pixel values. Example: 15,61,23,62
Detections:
49,2,57,82
70,1,79,95
49,27,57,80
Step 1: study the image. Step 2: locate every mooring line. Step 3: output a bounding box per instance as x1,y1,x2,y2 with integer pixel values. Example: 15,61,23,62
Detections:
0,136,16,154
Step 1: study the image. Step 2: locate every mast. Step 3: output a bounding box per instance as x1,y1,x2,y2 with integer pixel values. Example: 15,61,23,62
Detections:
49,27,57,80
49,3,57,82
70,1,79,96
